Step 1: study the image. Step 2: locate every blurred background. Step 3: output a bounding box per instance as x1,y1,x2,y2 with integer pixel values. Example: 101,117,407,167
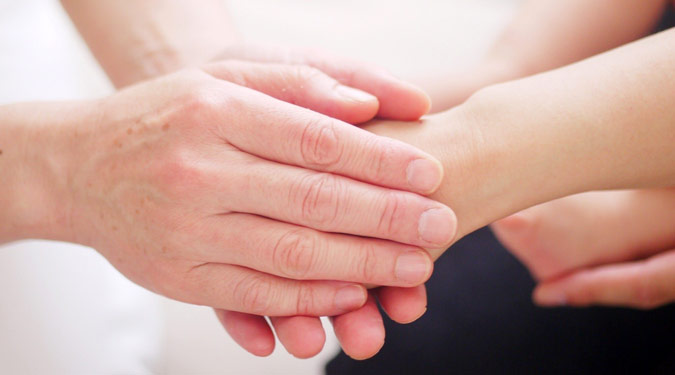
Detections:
0,0,518,373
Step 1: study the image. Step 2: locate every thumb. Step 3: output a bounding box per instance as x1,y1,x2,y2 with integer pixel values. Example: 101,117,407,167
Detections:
217,44,431,120
203,60,379,124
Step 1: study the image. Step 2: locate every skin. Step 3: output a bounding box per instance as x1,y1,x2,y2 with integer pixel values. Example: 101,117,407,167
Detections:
493,189,675,309
424,0,670,112
51,0,675,360
1,63,458,318
311,0,675,359
251,26,675,359
58,0,447,359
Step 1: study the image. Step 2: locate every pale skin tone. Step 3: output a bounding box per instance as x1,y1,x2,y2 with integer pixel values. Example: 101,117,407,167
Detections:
493,189,675,308
237,0,675,359
4,0,462,351
5,0,674,361
57,0,457,360
1,63,459,315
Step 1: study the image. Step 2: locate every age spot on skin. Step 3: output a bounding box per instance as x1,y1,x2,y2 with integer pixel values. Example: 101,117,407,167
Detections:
162,123,170,131
0,149,3,155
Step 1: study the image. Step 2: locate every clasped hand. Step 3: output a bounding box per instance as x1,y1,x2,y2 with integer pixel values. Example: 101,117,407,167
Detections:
56,61,456,319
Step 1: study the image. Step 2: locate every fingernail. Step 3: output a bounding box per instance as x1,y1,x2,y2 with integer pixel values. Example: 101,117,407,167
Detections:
395,251,432,284
534,290,567,307
334,285,367,311
418,207,457,246
335,85,377,103
406,159,443,193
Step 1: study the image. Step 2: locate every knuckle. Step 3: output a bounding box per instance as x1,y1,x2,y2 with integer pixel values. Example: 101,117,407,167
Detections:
181,85,221,114
295,283,317,316
233,274,273,314
294,173,343,227
355,243,378,282
376,192,406,236
272,229,320,279
365,137,395,182
156,149,212,198
299,117,343,167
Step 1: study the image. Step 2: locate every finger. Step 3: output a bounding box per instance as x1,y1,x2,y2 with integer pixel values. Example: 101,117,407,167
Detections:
217,44,431,120
376,285,428,324
203,61,379,124
206,79,444,195
182,263,368,316
225,158,456,248
330,293,385,360
533,249,675,309
269,316,326,359
303,51,431,120
199,213,433,287
214,309,275,357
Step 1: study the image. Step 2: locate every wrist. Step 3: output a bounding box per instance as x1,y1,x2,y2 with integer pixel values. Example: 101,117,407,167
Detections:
0,102,88,243
421,87,592,254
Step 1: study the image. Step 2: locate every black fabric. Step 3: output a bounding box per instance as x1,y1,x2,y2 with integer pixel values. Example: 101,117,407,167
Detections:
326,227,675,375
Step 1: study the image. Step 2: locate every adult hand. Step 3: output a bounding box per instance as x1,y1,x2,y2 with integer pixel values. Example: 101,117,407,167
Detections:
204,45,445,359
26,62,456,318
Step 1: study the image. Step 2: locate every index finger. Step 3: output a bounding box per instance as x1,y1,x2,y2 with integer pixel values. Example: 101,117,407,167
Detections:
216,84,443,194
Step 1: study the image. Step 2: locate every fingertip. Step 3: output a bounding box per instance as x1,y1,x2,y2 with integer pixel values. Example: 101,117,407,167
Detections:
417,205,458,249
271,316,326,359
335,85,378,105
376,79,432,121
216,310,276,357
330,85,380,124
248,337,277,357
406,157,445,195
532,284,568,308
332,296,385,360
340,323,385,361
377,285,428,324
334,284,369,312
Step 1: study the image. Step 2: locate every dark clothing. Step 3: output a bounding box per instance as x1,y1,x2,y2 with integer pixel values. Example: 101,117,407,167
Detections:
326,228,675,375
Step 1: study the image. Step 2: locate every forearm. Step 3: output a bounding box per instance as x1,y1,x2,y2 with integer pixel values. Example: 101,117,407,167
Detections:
369,29,675,256
489,0,668,77
60,0,238,87
457,29,674,232
0,102,85,243
429,0,668,111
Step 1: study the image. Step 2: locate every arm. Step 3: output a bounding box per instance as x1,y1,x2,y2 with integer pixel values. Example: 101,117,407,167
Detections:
0,103,80,244
60,0,430,120
367,27,675,258
60,0,238,88
427,0,669,111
